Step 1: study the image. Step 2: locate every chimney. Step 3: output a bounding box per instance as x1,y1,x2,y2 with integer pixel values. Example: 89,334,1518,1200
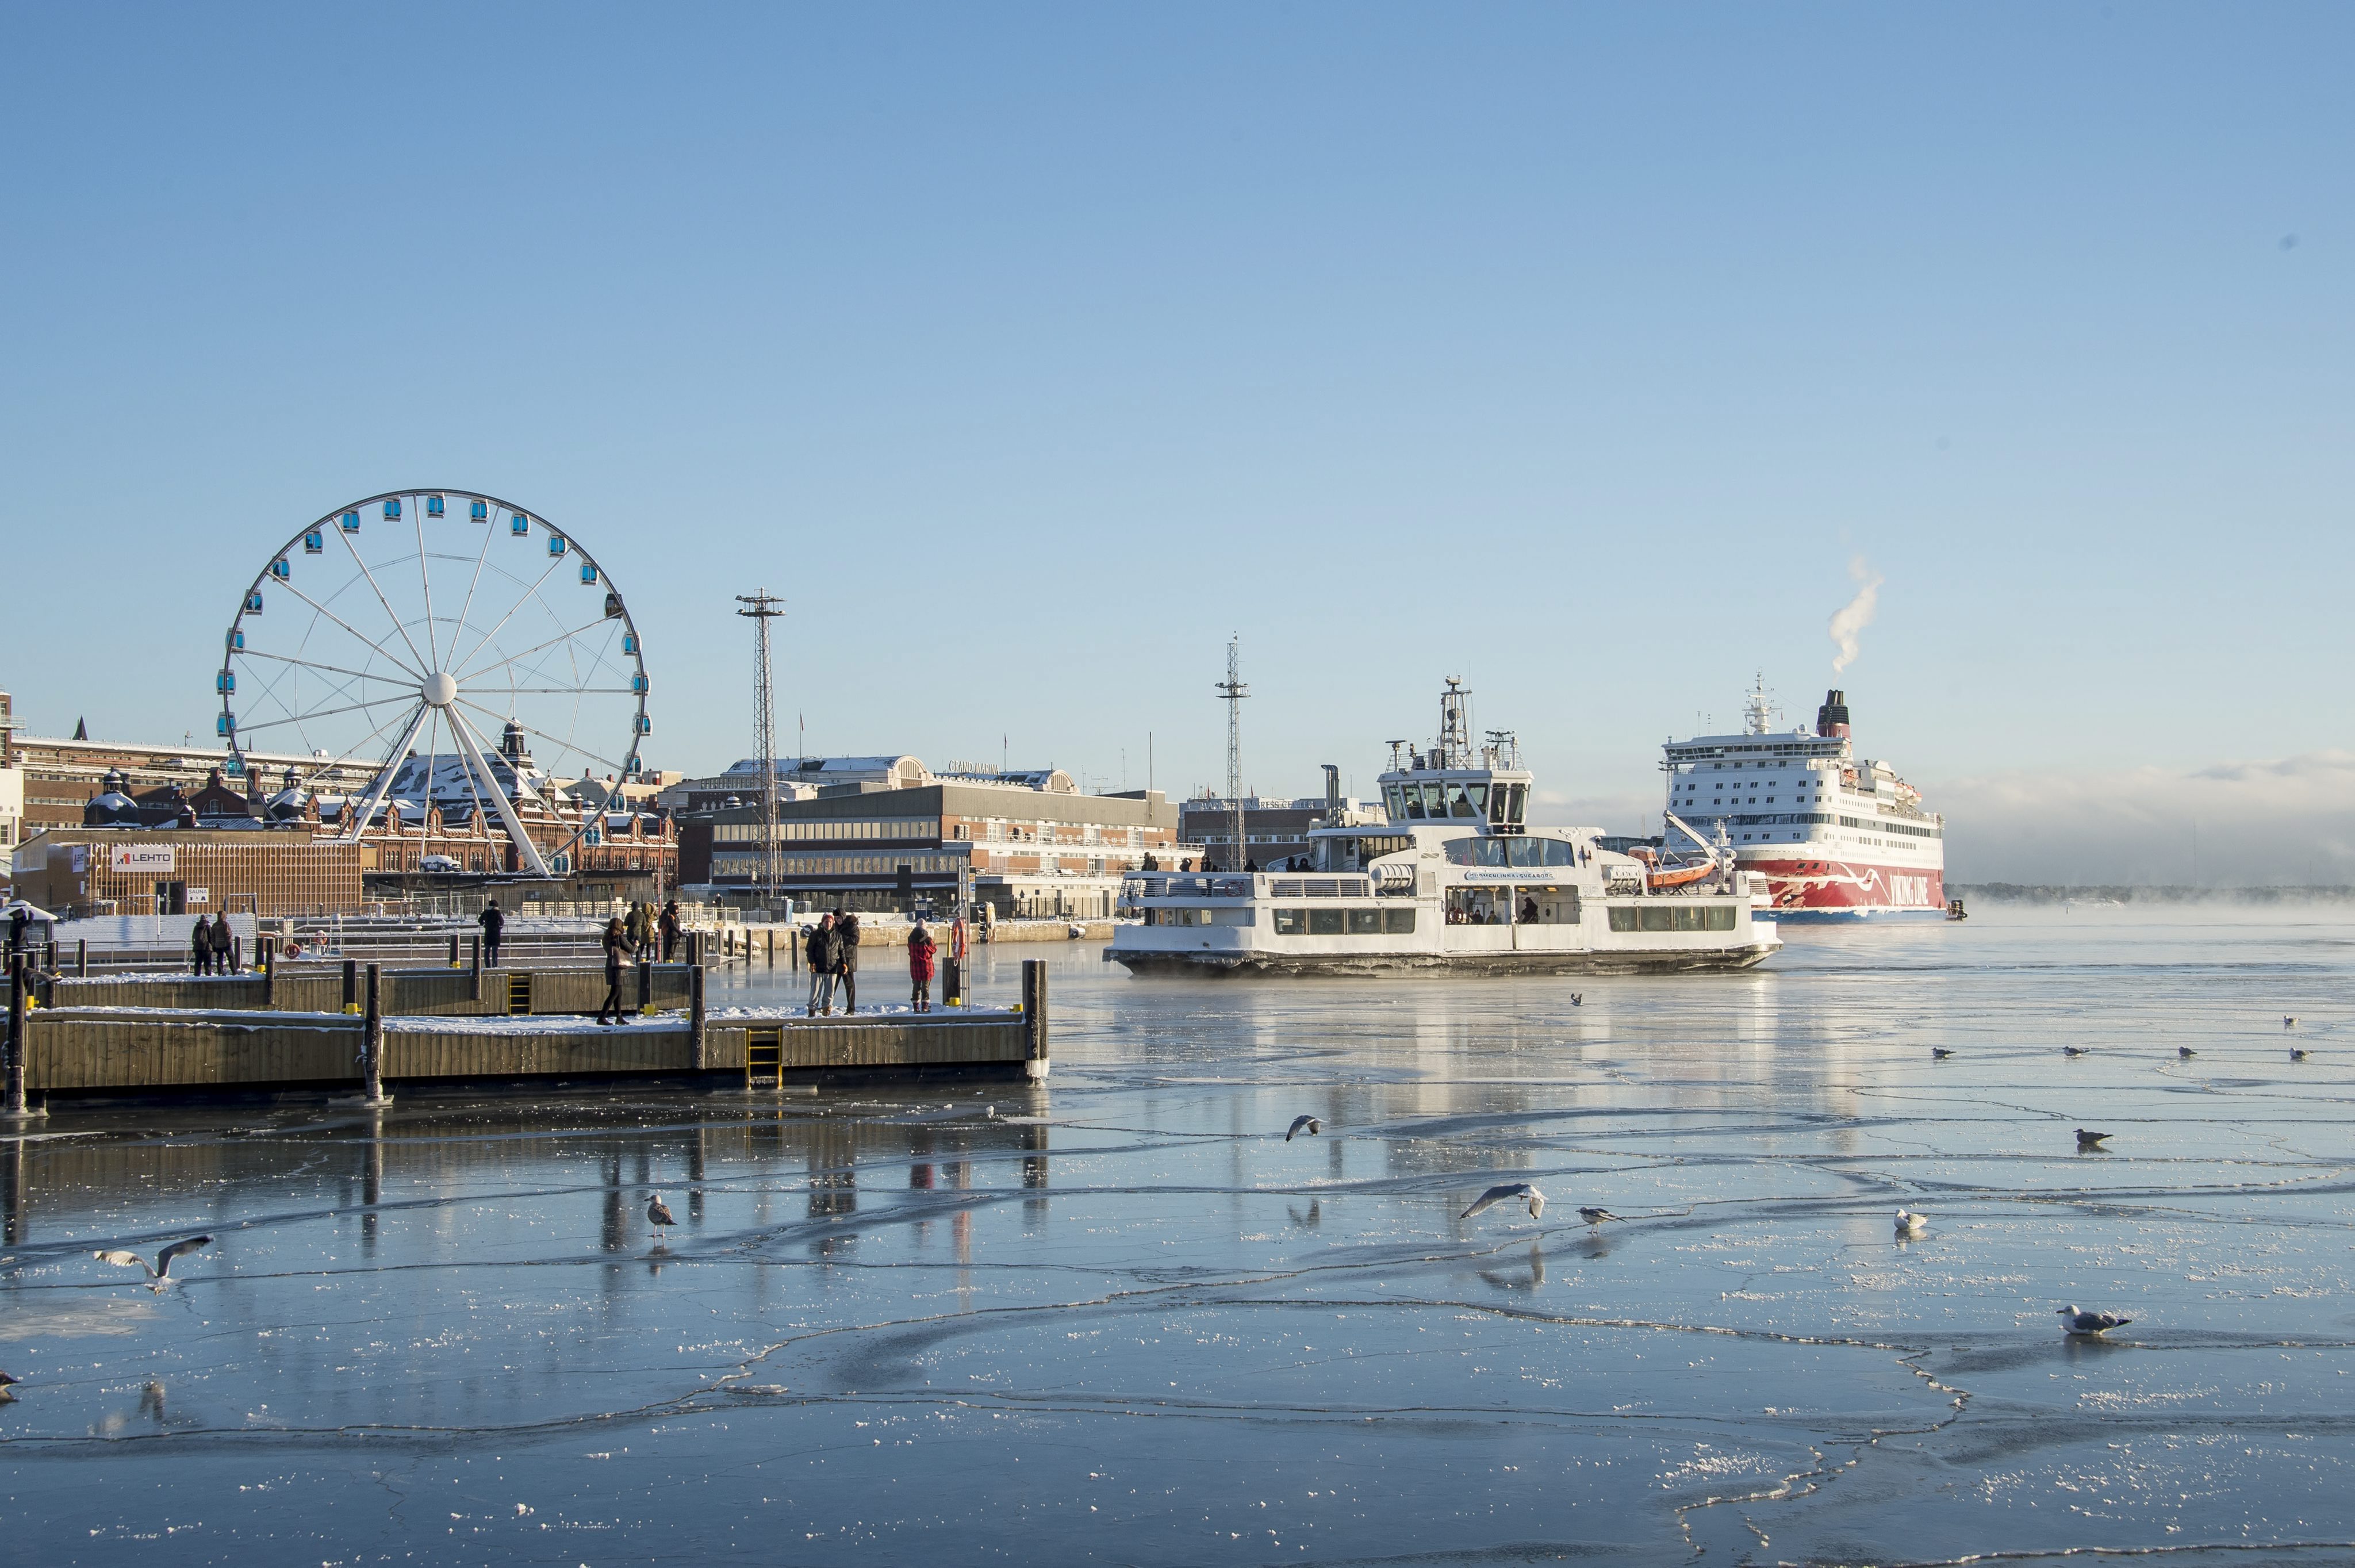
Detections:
1322,764,1340,812
1816,689,1851,740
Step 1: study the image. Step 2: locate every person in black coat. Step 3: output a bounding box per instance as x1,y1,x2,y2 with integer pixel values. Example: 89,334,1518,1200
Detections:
835,910,861,1013
478,901,505,968
594,916,632,1025
804,913,839,1016
191,917,212,976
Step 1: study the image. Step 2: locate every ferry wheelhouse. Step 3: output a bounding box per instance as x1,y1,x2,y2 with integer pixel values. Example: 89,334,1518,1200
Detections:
1110,680,1780,976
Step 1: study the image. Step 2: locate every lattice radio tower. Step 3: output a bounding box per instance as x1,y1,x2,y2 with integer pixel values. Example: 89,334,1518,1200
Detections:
1215,634,1249,872
735,590,787,900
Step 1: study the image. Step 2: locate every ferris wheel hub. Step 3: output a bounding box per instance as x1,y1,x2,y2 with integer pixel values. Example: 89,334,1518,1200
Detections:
420,672,458,708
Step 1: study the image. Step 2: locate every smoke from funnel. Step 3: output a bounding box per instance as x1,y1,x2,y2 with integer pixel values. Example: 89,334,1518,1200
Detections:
1828,555,1882,676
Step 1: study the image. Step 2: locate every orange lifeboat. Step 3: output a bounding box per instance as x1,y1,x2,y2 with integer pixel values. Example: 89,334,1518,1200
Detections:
1647,860,1716,891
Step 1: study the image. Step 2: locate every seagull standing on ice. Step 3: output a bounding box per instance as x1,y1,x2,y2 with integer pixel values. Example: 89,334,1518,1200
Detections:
1286,1115,1321,1142
1931,1048,1955,1060
2291,1048,2310,1062
2062,1046,2089,1058
1894,1209,1928,1236
1462,1184,1545,1221
2177,1046,2197,1059
92,1236,213,1290
2057,1304,2132,1336
2075,1128,2112,1149
0,1369,20,1401
1578,1206,1619,1228
2284,1016,2298,1029
646,1193,677,1231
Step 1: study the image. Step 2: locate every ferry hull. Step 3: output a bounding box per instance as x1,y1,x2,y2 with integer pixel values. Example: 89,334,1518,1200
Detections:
1741,857,1944,921
1110,945,1778,977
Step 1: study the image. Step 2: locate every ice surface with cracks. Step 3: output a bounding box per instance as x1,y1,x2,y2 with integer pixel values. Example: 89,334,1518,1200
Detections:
3,908,2354,1563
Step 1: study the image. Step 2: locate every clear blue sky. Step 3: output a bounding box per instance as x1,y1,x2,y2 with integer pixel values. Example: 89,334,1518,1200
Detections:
4,6,2349,869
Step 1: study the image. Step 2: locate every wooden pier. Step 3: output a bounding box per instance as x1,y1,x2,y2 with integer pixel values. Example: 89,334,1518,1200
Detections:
1,958,1050,1105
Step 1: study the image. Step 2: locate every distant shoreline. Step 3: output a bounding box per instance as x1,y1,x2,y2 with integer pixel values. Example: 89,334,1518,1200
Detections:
1955,883,2355,904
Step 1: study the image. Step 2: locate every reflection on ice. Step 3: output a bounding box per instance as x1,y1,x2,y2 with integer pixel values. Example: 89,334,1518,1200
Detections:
2,908,2353,1562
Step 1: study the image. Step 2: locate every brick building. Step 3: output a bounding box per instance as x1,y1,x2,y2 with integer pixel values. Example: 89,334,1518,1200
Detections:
11,827,363,918
678,766,1186,918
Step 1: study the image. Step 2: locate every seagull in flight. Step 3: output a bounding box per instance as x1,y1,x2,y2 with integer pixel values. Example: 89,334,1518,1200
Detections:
92,1236,213,1289
1286,1115,1321,1142
1894,1209,1928,1236
1931,1048,1955,1059
646,1193,677,1230
2075,1128,2112,1149
0,1369,20,1402
1461,1183,1545,1221
1578,1206,1619,1228
2057,1304,2132,1336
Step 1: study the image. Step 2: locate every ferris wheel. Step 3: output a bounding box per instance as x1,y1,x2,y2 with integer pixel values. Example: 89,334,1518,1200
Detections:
217,489,649,879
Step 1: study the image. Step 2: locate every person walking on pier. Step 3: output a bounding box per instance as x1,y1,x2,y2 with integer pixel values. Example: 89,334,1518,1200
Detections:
907,920,937,1012
624,902,650,964
804,912,839,1016
596,915,632,1026
657,900,681,962
208,913,235,975
836,910,861,1013
191,916,212,976
478,900,505,968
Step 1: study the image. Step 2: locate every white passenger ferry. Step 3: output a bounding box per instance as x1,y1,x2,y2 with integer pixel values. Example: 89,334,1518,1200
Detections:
1110,680,1781,976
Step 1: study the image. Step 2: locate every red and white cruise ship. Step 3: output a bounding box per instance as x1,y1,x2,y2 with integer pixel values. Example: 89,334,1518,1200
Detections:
1659,684,1946,921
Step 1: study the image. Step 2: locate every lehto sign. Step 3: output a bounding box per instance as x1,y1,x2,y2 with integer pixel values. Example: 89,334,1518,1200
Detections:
109,844,177,875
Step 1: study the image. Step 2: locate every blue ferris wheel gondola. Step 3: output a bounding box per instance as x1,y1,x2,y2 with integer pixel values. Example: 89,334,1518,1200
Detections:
269,558,290,580
245,591,264,614
580,561,599,585
227,628,245,651
510,513,531,536
217,670,235,694
621,632,638,654
217,713,235,737
304,529,325,554
340,510,361,532
470,499,489,522
426,494,446,518
383,499,401,521
547,534,568,558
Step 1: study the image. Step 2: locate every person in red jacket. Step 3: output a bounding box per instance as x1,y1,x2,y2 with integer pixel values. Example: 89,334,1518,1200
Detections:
907,921,938,1013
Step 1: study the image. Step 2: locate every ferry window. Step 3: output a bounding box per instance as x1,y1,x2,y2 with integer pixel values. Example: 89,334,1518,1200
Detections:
1347,909,1381,934
1308,908,1345,936
1444,783,1473,818
1704,906,1734,931
1418,783,1448,818
1382,908,1416,934
1489,785,1508,823
1671,906,1701,931
1637,907,1674,932
1384,784,1406,819
1506,784,1528,822
1273,908,1306,934
1609,907,1638,933
1401,785,1426,819
1465,781,1488,814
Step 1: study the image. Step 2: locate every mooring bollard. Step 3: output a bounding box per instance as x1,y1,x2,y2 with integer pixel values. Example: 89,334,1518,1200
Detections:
3,952,36,1121
766,927,776,967
76,938,88,978
689,963,708,1072
791,926,801,972
360,962,388,1105
637,956,653,1015
342,958,359,1015
447,934,462,969
1021,958,1048,1070
260,936,276,1007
